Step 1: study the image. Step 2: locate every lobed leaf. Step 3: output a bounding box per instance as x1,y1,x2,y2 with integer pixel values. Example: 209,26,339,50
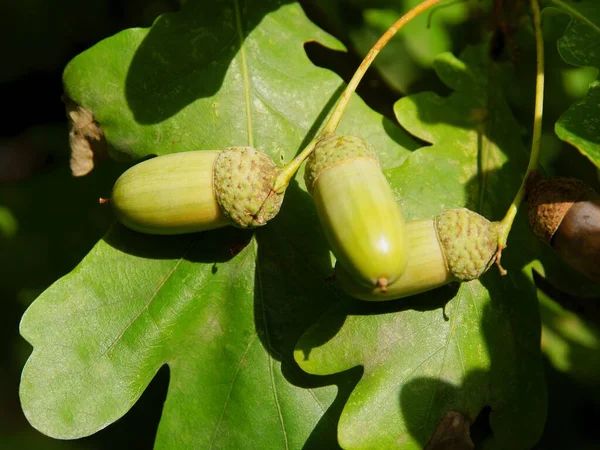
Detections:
61,0,416,168
555,81,600,167
295,46,546,449
551,0,600,168
20,0,419,448
316,0,474,94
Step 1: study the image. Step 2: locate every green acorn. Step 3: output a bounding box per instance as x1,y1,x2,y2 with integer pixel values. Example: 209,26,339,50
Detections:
110,147,284,234
304,134,408,291
337,208,501,301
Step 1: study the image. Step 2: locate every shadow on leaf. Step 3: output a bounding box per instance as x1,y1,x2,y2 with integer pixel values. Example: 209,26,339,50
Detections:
254,179,337,364
400,373,489,449
102,221,253,263
125,0,296,124
292,271,458,364
399,255,546,448
252,180,360,448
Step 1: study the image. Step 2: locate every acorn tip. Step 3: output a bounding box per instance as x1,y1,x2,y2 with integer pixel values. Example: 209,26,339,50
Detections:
377,277,388,292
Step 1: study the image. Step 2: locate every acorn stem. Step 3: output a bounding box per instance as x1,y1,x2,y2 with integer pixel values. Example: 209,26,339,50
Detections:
497,0,544,254
273,0,443,193
273,138,320,193
319,0,443,136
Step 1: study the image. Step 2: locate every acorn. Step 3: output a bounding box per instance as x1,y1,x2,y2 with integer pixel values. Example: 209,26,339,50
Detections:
528,176,600,283
110,147,284,234
304,134,408,291
336,208,501,301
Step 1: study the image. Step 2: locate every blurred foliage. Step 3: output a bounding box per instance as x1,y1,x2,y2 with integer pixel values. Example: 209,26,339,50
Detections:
539,291,600,388
534,292,600,450
302,0,482,95
2,0,600,448
550,0,600,167
0,0,177,448
510,6,599,184
0,125,174,449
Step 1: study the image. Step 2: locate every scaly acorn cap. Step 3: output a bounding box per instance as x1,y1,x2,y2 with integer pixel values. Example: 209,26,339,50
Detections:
435,208,500,281
527,176,593,244
213,147,284,228
304,134,379,194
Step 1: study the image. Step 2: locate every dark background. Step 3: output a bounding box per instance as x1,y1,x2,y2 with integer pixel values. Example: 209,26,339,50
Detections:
1,0,599,448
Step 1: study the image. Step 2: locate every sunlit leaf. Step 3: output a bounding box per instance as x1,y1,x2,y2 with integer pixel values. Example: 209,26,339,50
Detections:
295,46,546,450
19,1,418,448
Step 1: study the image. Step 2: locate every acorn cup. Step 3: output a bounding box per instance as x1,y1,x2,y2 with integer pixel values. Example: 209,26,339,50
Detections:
110,147,284,235
336,208,501,301
528,176,600,283
304,134,409,291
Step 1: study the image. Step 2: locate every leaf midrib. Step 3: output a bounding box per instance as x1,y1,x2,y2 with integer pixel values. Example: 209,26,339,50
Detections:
94,233,201,364
253,239,290,450
422,283,465,430
234,0,254,148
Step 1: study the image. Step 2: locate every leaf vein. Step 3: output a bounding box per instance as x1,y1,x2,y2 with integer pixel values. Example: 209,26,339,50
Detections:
87,235,200,369
210,334,258,448
254,239,289,450
234,0,253,147
422,285,464,430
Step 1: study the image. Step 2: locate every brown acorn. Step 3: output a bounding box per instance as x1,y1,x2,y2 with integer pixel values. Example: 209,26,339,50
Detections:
528,176,600,283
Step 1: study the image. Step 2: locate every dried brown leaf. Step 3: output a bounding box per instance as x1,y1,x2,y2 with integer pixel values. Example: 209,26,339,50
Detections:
64,96,107,176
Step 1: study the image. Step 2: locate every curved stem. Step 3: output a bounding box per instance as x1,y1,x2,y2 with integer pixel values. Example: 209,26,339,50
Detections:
273,0,443,193
497,0,544,255
319,0,443,136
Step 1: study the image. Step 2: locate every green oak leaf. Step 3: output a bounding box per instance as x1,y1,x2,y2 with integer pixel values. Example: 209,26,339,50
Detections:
555,80,600,167
550,0,600,167
553,1,600,68
62,0,416,168
21,226,334,448
20,0,418,447
295,46,546,449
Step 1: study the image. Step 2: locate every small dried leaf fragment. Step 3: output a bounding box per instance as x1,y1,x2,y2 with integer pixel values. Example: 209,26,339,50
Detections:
64,96,107,176
425,411,474,450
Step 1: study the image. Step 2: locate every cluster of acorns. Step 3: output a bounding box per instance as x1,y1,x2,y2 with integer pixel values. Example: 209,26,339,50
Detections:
108,135,599,301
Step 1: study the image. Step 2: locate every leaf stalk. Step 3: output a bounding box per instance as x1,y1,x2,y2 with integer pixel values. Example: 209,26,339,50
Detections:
497,0,544,257
273,0,444,192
